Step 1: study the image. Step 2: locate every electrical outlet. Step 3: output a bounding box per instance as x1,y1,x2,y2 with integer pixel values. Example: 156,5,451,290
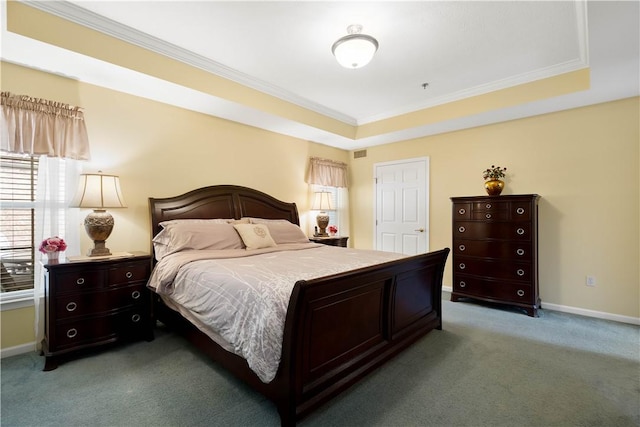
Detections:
586,276,596,287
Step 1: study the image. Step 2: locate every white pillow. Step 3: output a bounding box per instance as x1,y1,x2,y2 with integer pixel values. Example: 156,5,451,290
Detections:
233,223,277,250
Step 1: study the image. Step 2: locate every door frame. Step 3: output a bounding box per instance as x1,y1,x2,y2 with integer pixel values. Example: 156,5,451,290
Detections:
372,156,430,253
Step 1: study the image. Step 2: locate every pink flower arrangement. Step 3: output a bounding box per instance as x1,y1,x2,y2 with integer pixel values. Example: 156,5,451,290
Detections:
39,236,67,254
328,225,338,235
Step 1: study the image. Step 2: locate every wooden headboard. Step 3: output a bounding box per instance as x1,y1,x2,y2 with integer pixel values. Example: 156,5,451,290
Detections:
148,185,300,238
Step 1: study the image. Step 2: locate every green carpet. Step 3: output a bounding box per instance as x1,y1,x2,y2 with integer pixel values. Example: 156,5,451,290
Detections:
2,295,639,427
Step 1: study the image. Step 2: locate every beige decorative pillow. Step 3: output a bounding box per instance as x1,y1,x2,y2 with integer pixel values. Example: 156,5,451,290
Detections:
233,223,277,250
248,218,309,244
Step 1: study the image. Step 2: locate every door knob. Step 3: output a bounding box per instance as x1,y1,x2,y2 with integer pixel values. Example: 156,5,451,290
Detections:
415,228,425,232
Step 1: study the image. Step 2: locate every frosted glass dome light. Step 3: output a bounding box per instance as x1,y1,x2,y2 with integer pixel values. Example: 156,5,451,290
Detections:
331,25,379,69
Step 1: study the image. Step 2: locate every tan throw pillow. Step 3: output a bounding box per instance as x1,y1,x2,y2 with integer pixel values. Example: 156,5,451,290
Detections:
248,218,309,244
233,223,277,250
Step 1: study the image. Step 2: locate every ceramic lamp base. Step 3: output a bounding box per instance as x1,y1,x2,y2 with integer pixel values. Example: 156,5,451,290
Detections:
316,212,330,236
85,209,114,257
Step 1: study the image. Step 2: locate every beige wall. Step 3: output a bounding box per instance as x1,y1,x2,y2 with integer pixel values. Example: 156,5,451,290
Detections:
2,61,638,352
0,61,348,350
1,305,36,349
349,97,640,318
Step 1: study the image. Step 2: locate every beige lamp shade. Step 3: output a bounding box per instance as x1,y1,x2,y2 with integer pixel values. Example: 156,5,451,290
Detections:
71,173,126,256
311,191,333,211
70,173,126,208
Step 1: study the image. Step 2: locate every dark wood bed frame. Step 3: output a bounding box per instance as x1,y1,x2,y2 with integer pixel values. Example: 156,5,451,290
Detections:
148,185,449,426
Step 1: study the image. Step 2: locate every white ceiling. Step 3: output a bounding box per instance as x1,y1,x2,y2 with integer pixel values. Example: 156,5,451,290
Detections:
2,1,639,150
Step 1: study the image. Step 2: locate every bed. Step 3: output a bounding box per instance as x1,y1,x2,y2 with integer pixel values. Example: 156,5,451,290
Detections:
147,185,449,426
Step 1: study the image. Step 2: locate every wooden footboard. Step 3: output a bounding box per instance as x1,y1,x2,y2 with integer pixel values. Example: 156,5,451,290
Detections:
273,248,449,425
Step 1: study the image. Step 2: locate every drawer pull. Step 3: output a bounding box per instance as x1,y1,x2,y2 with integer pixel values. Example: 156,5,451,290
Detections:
131,290,141,300
458,226,466,233
486,213,492,219
517,269,525,276
131,314,141,323
516,207,525,215
459,281,466,288
517,228,525,235
76,278,85,285
66,328,78,338
516,248,525,256
486,203,491,209
517,289,525,297
126,271,133,279
65,302,77,312
458,208,466,215
459,244,466,252
459,263,466,270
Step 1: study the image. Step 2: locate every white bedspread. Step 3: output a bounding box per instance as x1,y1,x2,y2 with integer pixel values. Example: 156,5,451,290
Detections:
147,243,406,382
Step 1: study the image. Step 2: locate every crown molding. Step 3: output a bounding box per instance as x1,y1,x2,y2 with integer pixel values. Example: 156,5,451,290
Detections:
358,59,589,125
21,0,358,126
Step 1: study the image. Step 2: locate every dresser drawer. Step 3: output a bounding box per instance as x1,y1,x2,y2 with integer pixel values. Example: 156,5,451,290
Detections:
454,256,533,282
454,240,532,260
54,270,104,294
107,262,150,286
109,284,148,309
55,291,111,320
472,201,508,212
54,284,147,320
54,308,148,351
454,221,532,241
54,315,117,350
453,275,533,304
471,210,509,220
453,203,472,219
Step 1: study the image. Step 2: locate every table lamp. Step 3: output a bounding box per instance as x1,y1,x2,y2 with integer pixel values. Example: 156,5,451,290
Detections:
311,191,333,237
70,172,126,256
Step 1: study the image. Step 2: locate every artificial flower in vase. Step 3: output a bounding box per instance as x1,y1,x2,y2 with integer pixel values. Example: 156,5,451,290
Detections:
328,225,338,236
39,236,67,261
483,165,507,196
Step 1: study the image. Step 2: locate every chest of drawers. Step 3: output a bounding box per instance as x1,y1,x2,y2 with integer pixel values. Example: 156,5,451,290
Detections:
450,195,540,317
42,252,153,370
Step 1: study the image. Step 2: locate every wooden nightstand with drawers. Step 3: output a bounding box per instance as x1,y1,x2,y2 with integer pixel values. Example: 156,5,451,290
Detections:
41,252,153,370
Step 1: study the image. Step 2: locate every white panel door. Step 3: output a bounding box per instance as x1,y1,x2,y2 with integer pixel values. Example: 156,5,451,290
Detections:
374,158,429,255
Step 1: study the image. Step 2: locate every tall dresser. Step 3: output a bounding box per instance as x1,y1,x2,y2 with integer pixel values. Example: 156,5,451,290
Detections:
450,194,540,317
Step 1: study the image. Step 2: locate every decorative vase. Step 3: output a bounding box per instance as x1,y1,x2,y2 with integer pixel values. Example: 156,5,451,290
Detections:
484,179,504,196
46,251,59,261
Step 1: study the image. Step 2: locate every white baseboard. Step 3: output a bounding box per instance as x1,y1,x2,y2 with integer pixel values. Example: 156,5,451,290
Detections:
1,342,36,359
541,302,640,325
442,285,640,325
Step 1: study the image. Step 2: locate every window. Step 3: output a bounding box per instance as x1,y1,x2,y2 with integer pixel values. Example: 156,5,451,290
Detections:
0,154,38,293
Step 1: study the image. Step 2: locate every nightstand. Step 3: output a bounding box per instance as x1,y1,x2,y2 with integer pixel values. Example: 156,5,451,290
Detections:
41,252,153,371
309,236,349,248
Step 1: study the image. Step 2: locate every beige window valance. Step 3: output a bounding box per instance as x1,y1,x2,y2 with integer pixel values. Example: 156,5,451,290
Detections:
305,157,348,188
1,92,91,160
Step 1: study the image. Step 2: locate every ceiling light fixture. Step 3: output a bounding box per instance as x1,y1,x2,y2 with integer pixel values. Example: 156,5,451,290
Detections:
331,24,379,69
